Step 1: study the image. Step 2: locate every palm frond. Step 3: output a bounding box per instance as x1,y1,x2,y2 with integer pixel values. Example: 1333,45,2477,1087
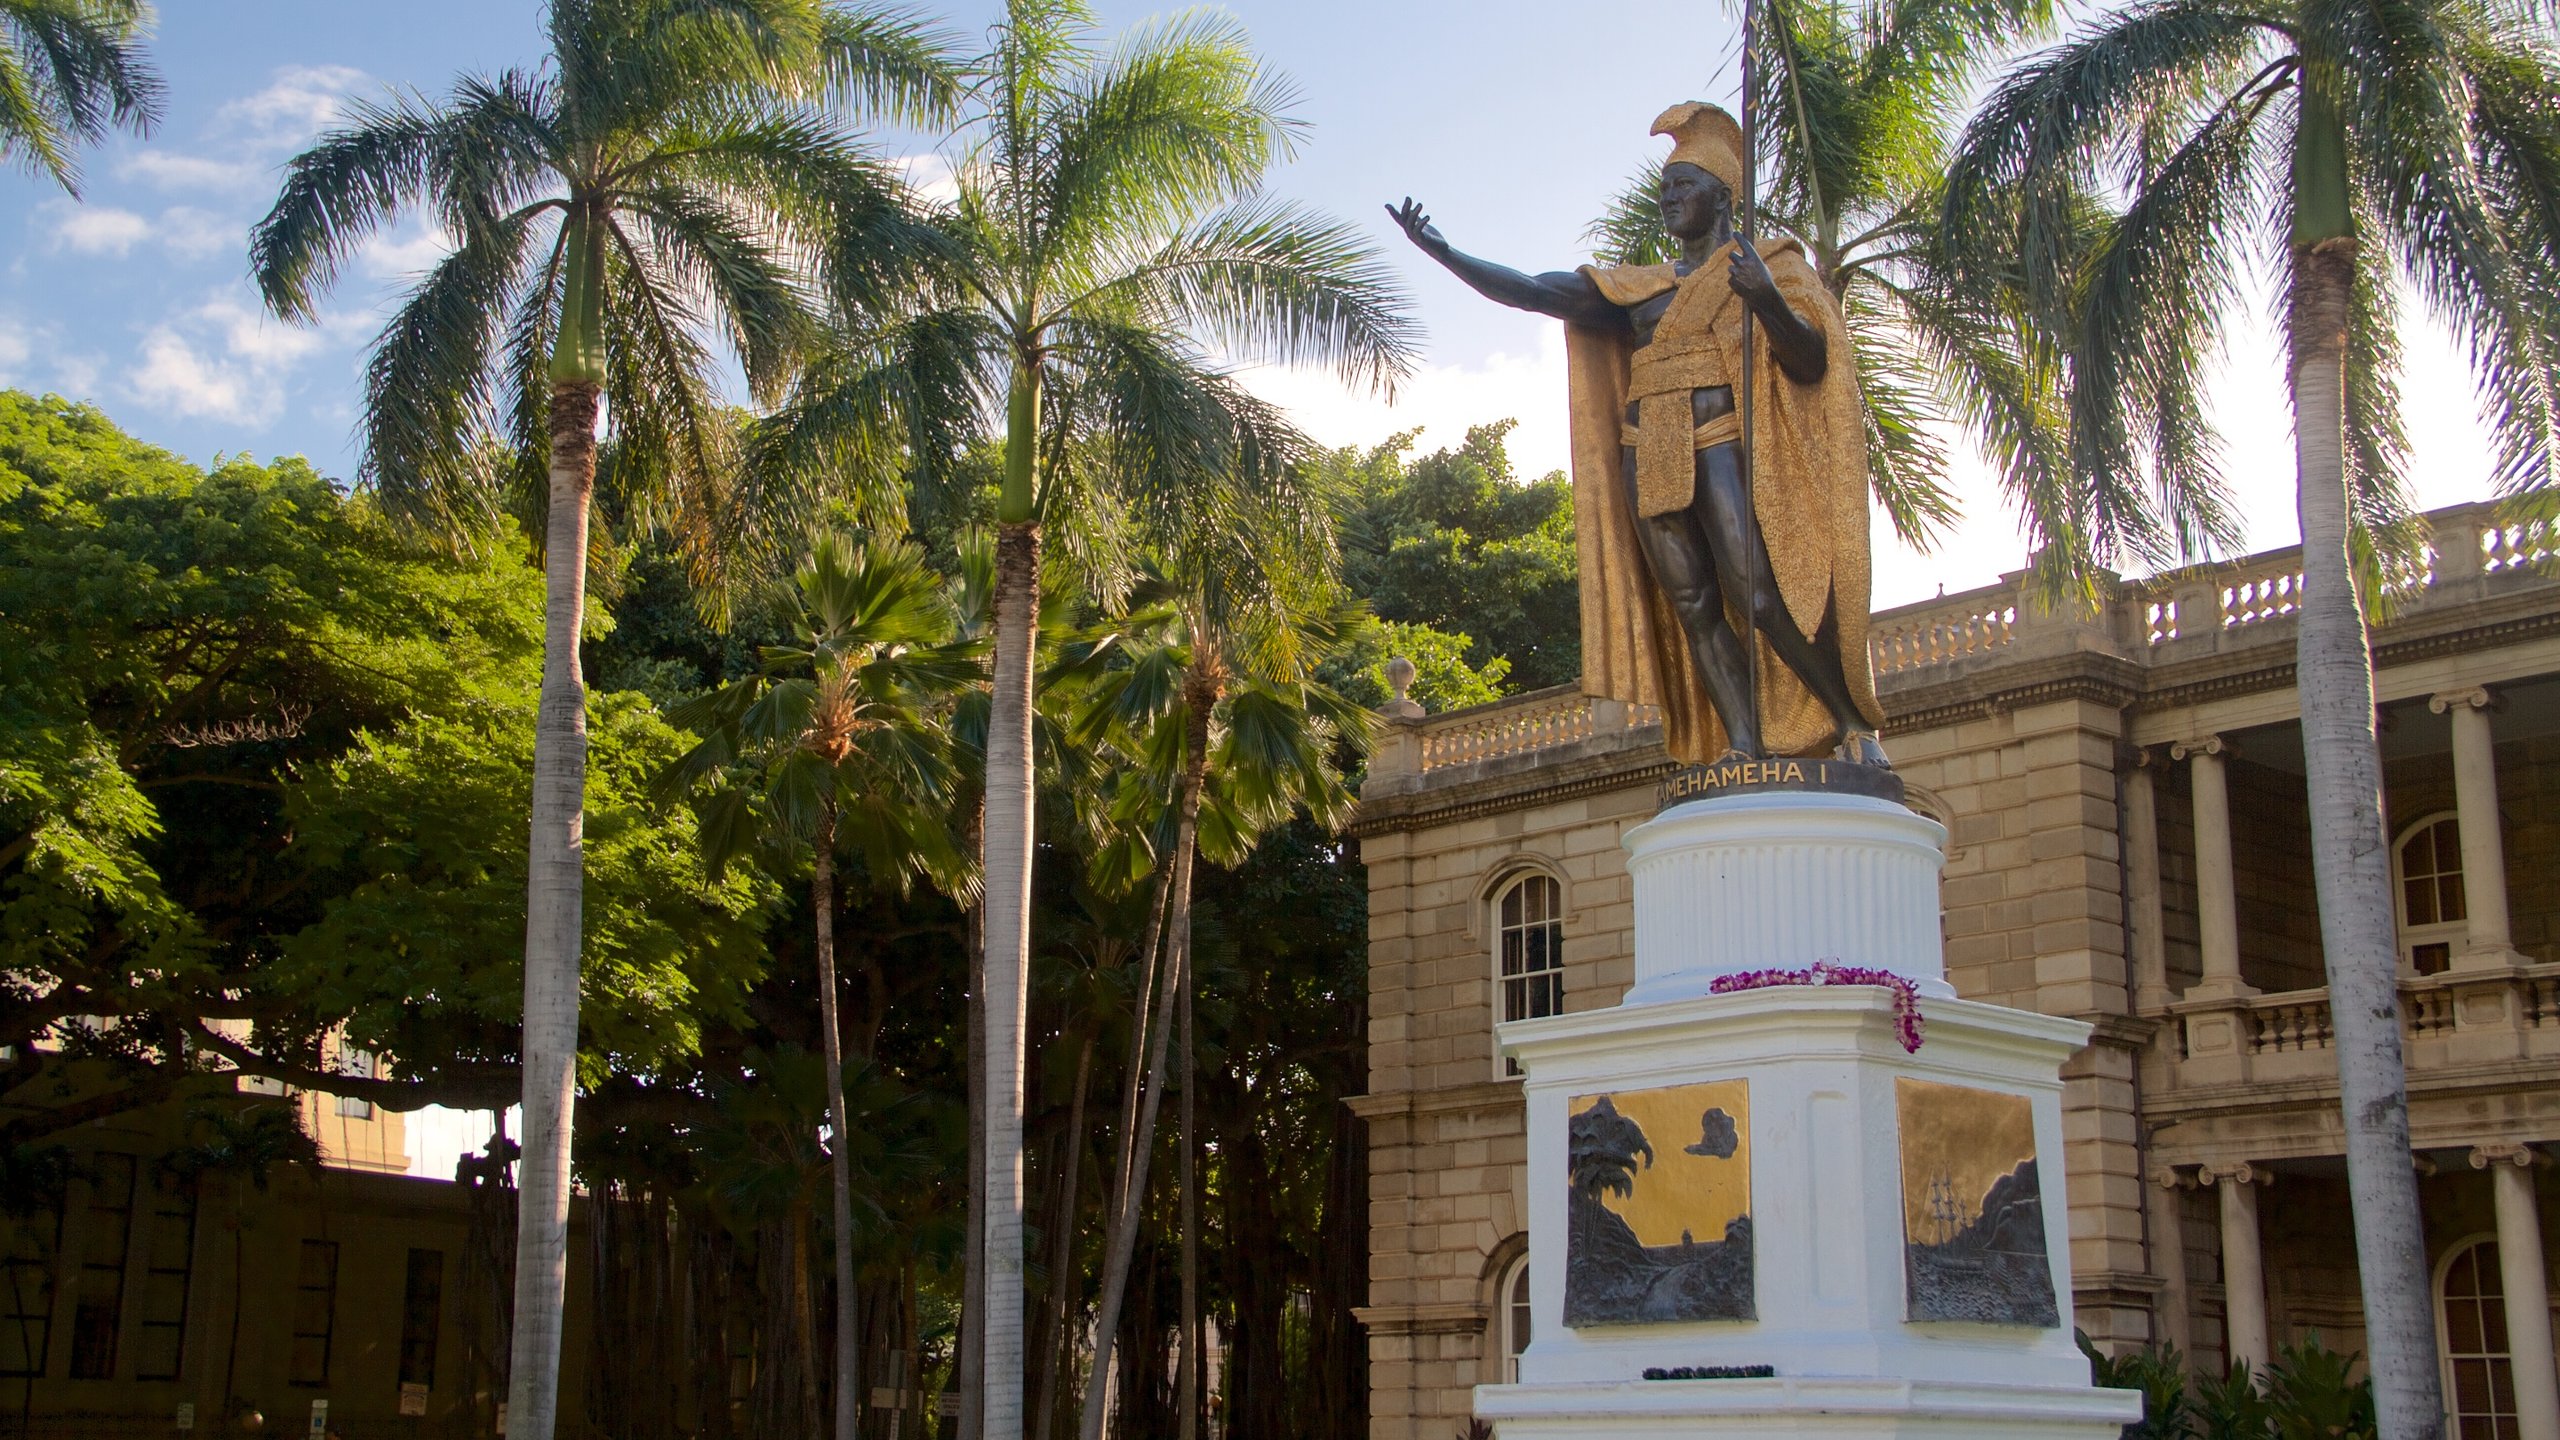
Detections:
1077,196,1417,395
0,0,162,193
252,93,450,323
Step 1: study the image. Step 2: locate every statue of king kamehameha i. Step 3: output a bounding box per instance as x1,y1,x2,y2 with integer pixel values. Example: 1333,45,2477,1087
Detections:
1391,103,1888,769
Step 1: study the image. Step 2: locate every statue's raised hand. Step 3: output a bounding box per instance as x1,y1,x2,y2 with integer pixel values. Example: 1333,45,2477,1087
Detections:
1386,198,1448,257
1726,240,1779,304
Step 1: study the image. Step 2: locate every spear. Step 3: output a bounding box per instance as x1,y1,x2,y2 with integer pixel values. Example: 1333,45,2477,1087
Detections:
1737,0,1763,757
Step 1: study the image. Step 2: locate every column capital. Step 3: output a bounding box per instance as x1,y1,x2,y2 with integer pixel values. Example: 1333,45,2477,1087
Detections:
2171,734,2229,762
2430,686,2497,715
2470,1142,2550,1171
2198,1160,2273,1188
2150,1163,2199,1190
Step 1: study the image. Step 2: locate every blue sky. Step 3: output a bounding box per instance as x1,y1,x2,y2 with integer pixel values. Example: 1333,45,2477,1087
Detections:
0,0,2511,608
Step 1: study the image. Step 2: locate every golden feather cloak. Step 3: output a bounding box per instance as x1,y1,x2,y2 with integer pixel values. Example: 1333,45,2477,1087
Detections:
1567,238,1883,762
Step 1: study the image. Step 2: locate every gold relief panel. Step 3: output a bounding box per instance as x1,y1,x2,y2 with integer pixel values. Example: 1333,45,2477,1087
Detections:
1895,1077,2058,1326
1562,1079,1752,1326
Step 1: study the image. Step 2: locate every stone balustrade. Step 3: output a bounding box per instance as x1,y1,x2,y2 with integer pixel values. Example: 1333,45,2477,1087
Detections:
1369,499,2560,787
2161,963,2560,1092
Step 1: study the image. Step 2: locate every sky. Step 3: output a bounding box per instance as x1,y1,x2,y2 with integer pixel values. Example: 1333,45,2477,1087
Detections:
0,1,2518,616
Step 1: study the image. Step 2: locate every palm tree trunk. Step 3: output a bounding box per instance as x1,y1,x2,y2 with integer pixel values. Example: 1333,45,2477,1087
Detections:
1177,960,1199,1440
1080,685,1213,1440
507,370,601,1440
960,811,986,1440
2289,150,2444,1435
814,797,864,1440
1174,681,1211,1440
1033,1029,1096,1440
983,513,1042,1440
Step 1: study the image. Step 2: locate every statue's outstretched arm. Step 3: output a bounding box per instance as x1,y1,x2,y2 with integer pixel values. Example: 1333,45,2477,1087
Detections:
1387,198,1625,332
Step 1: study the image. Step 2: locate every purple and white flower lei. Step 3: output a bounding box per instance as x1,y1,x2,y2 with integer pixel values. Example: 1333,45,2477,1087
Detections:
1706,960,1925,1052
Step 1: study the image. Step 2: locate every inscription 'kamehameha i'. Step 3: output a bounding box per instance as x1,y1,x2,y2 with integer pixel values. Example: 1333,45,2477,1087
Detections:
1659,755,1907,811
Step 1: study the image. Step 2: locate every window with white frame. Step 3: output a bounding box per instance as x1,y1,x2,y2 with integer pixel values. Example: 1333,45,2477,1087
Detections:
1499,1253,1531,1383
1495,873,1564,1076
2394,812,2468,976
2437,1235,2519,1440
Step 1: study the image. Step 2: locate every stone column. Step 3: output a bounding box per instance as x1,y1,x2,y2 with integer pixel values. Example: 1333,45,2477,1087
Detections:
2431,688,2522,967
2174,737,2251,997
2127,751,2172,1010
2148,1165,2198,1359
2472,1144,2559,1440
2201,1162,2272,1371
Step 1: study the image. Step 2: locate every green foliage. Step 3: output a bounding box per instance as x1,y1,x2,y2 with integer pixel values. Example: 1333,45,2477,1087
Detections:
0,0,163,194
0,391,764,1127
1330,422,1579,695
1321,621,1509,715
2083,1336,2375,1440
281,694,779,1090
1942,0,2560,573
248,0,968,595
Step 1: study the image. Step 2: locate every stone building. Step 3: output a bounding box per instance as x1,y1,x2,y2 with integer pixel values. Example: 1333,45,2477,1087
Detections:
1351,500,2560,1440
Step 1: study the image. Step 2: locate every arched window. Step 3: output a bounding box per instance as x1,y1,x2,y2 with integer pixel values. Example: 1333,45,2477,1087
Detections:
2394,812,2468,976
1495,873,1564,1077
1498,1253,1531,1383
2437,1235,2518,1440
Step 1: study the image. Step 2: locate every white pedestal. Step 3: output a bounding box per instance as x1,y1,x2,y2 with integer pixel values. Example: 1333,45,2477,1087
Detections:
1482,793,2141,1440
1625,792,1955,1002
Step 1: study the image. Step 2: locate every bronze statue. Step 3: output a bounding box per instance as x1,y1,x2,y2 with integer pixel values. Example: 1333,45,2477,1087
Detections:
1391,102,1886,767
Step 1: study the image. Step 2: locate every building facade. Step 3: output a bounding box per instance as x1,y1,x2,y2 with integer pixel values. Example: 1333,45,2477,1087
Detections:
1352,500,2560,1440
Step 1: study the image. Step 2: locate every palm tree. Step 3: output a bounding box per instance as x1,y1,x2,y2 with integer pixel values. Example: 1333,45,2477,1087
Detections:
755,4,1415,1427
1943,2,2560,1429
1062,556,1370,1440
0,0,161,195
248,8,962,1435
1583,0,2153,570
666,531,981,1440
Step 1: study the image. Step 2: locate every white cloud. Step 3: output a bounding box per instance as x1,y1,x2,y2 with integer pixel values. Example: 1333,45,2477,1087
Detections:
130,329,269,424
0,317,30,375
896,152,962,206
1235,327,1575,479
117,149,260,193
117,291,368,428
116,64,374,198
158,207,242,261
359,221,458,279
217,64,373,149
48,203,153,256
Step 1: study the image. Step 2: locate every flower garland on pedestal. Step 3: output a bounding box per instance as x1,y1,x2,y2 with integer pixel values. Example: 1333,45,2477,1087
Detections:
1706,960,1925,1052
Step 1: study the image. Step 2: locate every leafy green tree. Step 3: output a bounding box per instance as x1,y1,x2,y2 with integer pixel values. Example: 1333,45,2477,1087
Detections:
247,7,963,1431
0,391,545,1137
665,532,980,1440
1944,0,2560,1424
0,0,160,194
756,5,1415,1425
1330,422,1581,692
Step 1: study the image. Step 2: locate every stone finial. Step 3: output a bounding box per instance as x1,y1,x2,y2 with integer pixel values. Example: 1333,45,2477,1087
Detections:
1381,656,1424,720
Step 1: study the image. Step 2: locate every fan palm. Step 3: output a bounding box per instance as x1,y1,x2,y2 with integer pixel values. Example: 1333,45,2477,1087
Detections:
1061,553,1370,1440
1585,0,2128,565
665,531,981,1440
753,4,1415,1427
0,0,161,195
1942,0,2560,1429
248,7,962,1435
